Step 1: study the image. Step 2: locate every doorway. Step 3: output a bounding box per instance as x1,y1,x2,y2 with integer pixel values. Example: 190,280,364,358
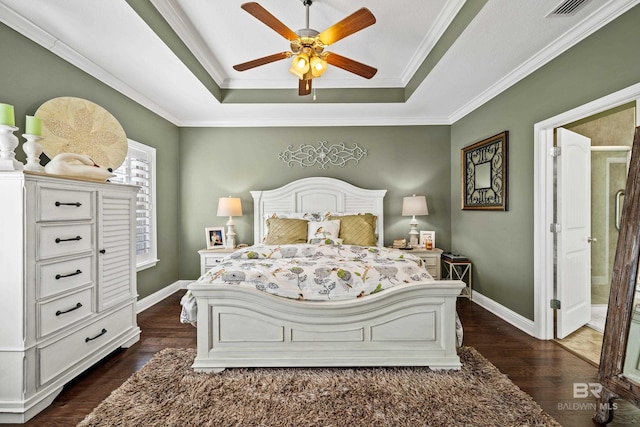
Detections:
551,109,634,365
533,83,640,341
563,105,634,335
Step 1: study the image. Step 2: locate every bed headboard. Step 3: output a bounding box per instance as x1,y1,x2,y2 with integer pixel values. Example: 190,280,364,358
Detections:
250,177,387,246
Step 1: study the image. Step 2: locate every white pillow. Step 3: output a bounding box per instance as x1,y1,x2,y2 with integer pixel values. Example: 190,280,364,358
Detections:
307,220,340,242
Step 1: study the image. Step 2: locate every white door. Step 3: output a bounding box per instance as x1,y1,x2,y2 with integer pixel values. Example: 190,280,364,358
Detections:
556,127,592,339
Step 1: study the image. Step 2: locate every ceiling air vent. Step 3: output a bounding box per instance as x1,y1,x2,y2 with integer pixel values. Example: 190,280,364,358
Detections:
549,0,591,16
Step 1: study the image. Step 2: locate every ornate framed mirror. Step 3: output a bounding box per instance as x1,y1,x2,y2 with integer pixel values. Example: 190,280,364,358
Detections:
595,126,640,423
461,131,508,211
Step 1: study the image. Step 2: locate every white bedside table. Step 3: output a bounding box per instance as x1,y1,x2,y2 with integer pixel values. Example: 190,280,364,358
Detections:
407,247,442,279
198,248,237,275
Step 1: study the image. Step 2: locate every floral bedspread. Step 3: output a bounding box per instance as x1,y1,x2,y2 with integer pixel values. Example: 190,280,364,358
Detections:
195,243,433,301
180,243,463,345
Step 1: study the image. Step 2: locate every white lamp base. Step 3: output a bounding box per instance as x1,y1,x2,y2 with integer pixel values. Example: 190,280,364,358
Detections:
226,217,236,249
408,216,419,248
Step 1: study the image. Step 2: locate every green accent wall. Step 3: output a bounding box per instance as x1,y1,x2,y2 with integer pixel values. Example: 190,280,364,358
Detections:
450,4,640,320
3,1,639,320
178,126,451,279
0,23,181,300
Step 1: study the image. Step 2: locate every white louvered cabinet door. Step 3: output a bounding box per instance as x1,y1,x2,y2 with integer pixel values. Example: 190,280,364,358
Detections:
97,188,137,311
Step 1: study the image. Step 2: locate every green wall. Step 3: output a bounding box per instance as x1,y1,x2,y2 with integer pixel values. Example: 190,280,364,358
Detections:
450,5,640,320
0,23,181,299
4,2,639,319
178,126,451,279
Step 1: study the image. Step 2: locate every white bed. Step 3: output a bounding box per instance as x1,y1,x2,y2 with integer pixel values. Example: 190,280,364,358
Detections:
187,177,464,372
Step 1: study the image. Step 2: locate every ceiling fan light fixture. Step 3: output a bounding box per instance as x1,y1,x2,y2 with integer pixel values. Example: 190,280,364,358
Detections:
289,53,310,78
235,2,377,95
310,55,327,77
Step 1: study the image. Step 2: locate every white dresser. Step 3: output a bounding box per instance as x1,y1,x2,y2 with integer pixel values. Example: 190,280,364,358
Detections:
0,171,140,423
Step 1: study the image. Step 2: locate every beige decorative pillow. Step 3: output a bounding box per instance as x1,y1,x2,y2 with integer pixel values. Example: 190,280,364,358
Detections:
328,214,377,246
264,218,308,244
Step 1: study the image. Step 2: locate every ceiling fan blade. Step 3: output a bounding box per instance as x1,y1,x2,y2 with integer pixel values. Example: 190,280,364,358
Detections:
299,79,312,96
233,52,290,71
325,52,377,79
317,8,376,46
241,2,298,41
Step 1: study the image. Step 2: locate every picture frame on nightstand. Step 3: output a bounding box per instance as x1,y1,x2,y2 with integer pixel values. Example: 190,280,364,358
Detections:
205,227,225,249
419,230,435,250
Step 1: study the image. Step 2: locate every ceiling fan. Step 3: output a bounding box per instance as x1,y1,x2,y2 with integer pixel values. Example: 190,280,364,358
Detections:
233,1,377,96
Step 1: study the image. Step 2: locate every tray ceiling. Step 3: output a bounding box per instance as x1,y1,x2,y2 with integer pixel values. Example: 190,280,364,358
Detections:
0,0,636,126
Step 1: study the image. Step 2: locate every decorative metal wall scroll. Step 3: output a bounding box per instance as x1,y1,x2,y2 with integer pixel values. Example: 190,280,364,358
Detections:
279,141,367,169
461,131,508,211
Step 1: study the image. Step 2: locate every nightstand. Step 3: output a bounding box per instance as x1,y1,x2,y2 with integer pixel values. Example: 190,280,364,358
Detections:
198,248,237,275
442,257,472,299
408,247,442,279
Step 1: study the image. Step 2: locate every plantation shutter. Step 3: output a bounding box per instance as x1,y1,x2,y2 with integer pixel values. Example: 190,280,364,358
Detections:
112,139,158,270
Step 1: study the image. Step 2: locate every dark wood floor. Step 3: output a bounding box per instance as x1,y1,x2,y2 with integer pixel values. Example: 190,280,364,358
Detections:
10,291,640,426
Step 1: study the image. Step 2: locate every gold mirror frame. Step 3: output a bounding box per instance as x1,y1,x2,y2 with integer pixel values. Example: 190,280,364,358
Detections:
595,126,640,423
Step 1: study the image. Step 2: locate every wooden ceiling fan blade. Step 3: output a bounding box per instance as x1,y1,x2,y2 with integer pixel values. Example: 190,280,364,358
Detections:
298,79,312,96
241,2,298,41
233,52,290,71
325,52,377,79
317,8,375,46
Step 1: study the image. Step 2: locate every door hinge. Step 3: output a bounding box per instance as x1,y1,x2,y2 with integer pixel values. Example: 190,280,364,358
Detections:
550,299,561,309
550,223,561,233
550,146,561,157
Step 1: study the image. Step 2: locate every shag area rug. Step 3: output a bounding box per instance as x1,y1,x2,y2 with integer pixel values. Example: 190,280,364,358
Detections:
78,347,560,427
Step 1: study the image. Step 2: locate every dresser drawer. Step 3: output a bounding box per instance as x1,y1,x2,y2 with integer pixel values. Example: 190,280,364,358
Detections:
39,187,93,221
38,287,94,338
38,304,134,386
38,223,93,260
38,255,94,299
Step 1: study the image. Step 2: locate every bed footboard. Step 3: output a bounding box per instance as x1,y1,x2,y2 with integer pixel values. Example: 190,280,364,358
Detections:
188,280,464,372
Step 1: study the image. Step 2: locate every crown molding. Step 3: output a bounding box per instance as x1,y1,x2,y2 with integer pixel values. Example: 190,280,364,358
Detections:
151,0,226,84
448,0,640,124
0,2,182,125
177,114,451,128
400,0,467,85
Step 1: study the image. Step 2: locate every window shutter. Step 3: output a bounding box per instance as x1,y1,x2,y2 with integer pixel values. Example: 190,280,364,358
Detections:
111,139,157,270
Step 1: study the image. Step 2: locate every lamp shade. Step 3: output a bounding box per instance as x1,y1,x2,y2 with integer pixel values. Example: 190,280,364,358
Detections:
289,53,310,79
402,195,428,216
310,56,327,77
217,197,243,217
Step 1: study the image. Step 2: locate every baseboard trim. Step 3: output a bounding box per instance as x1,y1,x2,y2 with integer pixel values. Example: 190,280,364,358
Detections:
471,291,536,337
136,280,192,313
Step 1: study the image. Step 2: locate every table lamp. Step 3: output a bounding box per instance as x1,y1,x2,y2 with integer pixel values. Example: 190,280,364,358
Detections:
217,196,242,249
402,194,428,248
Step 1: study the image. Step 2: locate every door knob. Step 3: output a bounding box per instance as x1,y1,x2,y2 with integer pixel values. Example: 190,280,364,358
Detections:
588,237,597,243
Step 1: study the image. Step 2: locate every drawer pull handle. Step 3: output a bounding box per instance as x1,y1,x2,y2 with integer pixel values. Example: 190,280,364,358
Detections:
99,249,106,254
85,328,107,342
55,236,82,243
55,201,82,207
55,302,83,316
55,269,82,280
